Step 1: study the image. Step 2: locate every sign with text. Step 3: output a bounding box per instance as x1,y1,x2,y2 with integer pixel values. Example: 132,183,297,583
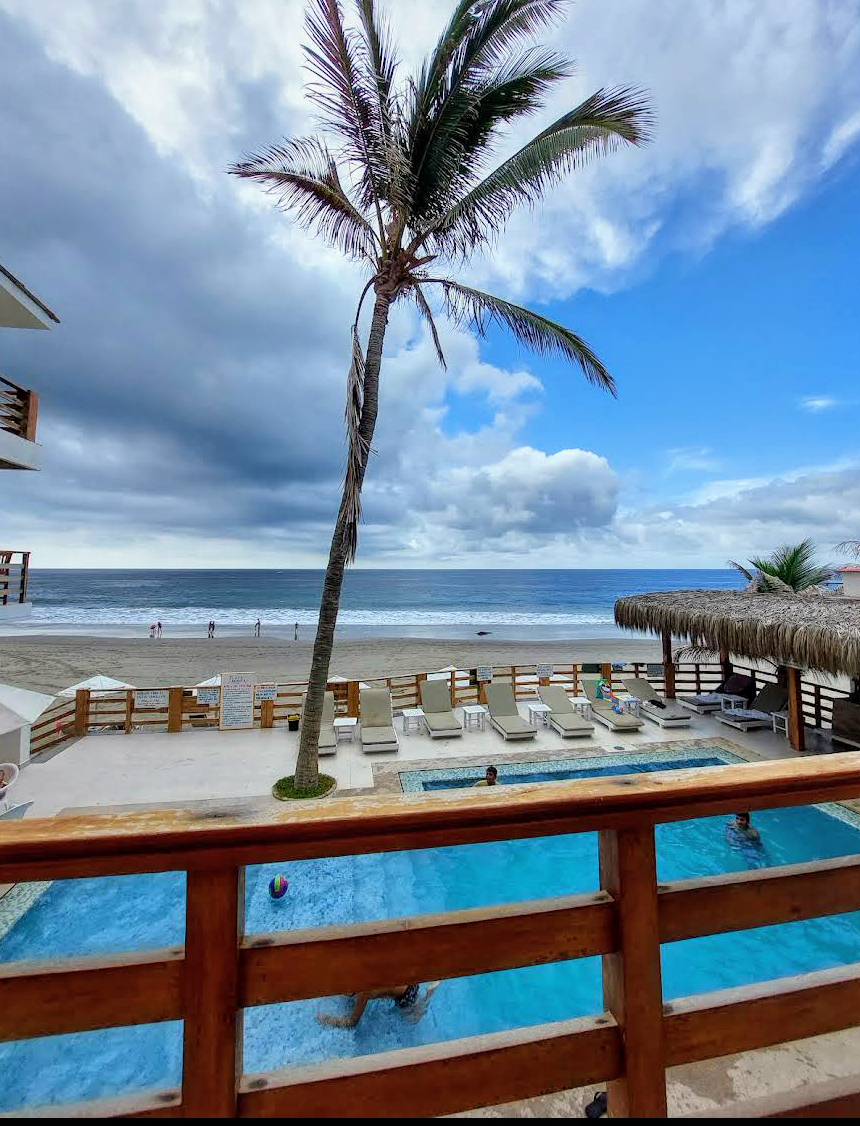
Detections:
219,671,255,730
134,689,169,710
476,666,493,683
537,664,554,680
255,684,277,702
196,687,220,707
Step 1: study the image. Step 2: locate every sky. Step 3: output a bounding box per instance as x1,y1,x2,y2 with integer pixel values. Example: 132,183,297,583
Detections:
2,0,859,570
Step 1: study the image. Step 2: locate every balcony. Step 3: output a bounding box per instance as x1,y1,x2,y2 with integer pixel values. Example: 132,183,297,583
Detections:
0,549,31,619
0,375,40,471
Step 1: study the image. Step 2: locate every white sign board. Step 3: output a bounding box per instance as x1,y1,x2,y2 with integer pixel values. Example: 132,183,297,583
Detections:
219,671,255,730
255,684,277,702
134,689,169,710
196,687,220,707
476,666,493,683
537,664,553,680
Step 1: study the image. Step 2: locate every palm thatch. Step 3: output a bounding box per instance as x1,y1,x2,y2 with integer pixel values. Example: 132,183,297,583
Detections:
615,590,860,677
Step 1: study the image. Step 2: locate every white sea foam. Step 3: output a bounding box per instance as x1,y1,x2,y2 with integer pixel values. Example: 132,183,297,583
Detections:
29,606,616,627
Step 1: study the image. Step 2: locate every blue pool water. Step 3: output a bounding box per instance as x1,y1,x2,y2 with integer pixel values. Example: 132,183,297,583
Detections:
2,749,860,1110
416,755,727,790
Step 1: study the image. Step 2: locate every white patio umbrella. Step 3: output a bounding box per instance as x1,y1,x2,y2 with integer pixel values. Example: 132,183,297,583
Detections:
0,683,57,736
194,675,221,687
58,674,136,699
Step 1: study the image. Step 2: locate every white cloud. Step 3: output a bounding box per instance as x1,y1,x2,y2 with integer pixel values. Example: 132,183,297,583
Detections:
800,396,840,413
666,447,719,473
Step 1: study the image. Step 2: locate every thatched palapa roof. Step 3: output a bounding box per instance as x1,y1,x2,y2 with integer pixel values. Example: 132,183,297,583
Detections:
615,590,860,677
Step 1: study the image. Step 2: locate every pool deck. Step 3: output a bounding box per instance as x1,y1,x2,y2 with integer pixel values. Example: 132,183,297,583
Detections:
9,701,810,820
5,703,860,1118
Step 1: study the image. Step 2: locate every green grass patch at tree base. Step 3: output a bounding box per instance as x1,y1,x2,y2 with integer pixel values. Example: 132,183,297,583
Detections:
272,774,337,801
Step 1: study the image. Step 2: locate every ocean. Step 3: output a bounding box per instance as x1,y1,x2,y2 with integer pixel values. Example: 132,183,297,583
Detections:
11,569,744,640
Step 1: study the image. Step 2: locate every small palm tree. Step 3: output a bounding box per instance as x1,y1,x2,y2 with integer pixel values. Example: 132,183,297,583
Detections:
729,538,833,594
836,539,860,558
230,0,651,791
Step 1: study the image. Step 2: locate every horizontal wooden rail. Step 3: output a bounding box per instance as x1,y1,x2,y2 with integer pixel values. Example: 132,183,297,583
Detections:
238,1014,622,1119
4,754,860,883
240,892,616,1006
0,949,184,1042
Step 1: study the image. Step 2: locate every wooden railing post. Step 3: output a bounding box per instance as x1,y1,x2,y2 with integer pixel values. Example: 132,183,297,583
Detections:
599,826,668,1117
786,666,806,753
346,680,359,718
719,645,733,685
449,669,457,708
24,389,39,442
74,689,90,736
124,690,133,734
600,662,612,685
19,551,30,603
260,700,274,729
662,632,676,699
167,687,183,733
183,866,244,1117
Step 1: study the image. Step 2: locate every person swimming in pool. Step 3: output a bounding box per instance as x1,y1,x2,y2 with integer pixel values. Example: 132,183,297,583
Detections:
474,765,498,787
317,982,440,1028
726,812,761,846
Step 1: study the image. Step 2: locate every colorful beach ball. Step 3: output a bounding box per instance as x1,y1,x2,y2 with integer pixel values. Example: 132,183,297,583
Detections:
268,874,289,899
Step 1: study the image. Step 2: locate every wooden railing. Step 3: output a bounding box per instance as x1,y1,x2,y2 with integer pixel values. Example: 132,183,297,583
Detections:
0,548,30,606
0,374,38,443
2,755,860,1117
28,659,850,758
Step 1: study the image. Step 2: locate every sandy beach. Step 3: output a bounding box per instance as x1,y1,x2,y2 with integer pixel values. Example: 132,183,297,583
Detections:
0,634,663,694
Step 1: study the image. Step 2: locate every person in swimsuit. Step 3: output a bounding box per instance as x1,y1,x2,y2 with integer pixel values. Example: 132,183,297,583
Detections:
726,812,761,845
474,765,498,787
317,982,439,1028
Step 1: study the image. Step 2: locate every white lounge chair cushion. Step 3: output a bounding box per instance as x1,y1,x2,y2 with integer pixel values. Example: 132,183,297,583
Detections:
720,709,772,724
361,725,398,745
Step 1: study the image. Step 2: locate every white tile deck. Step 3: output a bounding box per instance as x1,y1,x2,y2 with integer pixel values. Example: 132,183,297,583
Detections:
12,701,799,819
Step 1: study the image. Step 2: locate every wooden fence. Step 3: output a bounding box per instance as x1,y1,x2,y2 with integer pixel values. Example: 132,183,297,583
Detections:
0,548,29,606
2,754,860,1117
27,660,850,758
0,374,38,444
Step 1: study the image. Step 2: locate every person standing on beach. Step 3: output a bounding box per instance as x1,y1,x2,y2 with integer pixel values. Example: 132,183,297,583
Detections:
149,623,156,639
156,621,162,639
254,618,261,637
294,621,298,642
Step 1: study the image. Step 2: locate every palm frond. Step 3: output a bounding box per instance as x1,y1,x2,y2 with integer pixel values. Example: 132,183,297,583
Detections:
728,559,754,583
750,538,832,592
303,0,388,217
429,277,615,393
836,539,860,558
408,1,569,219
228,137,377,261
425,85,652,255
413,285,447,369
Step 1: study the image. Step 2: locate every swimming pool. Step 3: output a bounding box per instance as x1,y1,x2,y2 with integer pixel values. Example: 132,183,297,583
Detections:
2,746,860,1111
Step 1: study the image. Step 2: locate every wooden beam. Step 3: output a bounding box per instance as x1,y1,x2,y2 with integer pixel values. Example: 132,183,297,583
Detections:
74,688,90,736
599,826,668,1117
346,679,359,718
0,949,184,1042
241,892,616,1006
665,961,860,1066
238,1014,621,1119
662,632,676,698
719,645,733,685
182,867,243,1117
4,752,860,883
167,687,183,733
260,699,274,729
660,854,860,943
786,666,805,752
7,1088,183,1119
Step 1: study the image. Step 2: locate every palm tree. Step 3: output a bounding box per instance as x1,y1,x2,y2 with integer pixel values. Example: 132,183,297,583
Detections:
729,538,833,594
230,0,651,791
836,539,860,559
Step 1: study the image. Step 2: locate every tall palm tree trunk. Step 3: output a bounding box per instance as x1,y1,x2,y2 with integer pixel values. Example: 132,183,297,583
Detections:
293,291,390,790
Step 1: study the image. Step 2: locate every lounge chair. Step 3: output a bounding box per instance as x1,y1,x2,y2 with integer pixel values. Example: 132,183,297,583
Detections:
621,678,693,729
419,679,462,739
578,677,644,732
715,683,788,732
359,688,399,754
832,699,860,750
678,674,755,714
300,691,337,755
537,686,594,738
0,763,19,812
484,683,537,741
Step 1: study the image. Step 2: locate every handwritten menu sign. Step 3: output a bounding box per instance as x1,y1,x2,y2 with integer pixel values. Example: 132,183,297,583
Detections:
219,671,255,730
476,666,493,683
134,689,169,709
255,685,277,702
196,687,220,707
537,664,553,680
